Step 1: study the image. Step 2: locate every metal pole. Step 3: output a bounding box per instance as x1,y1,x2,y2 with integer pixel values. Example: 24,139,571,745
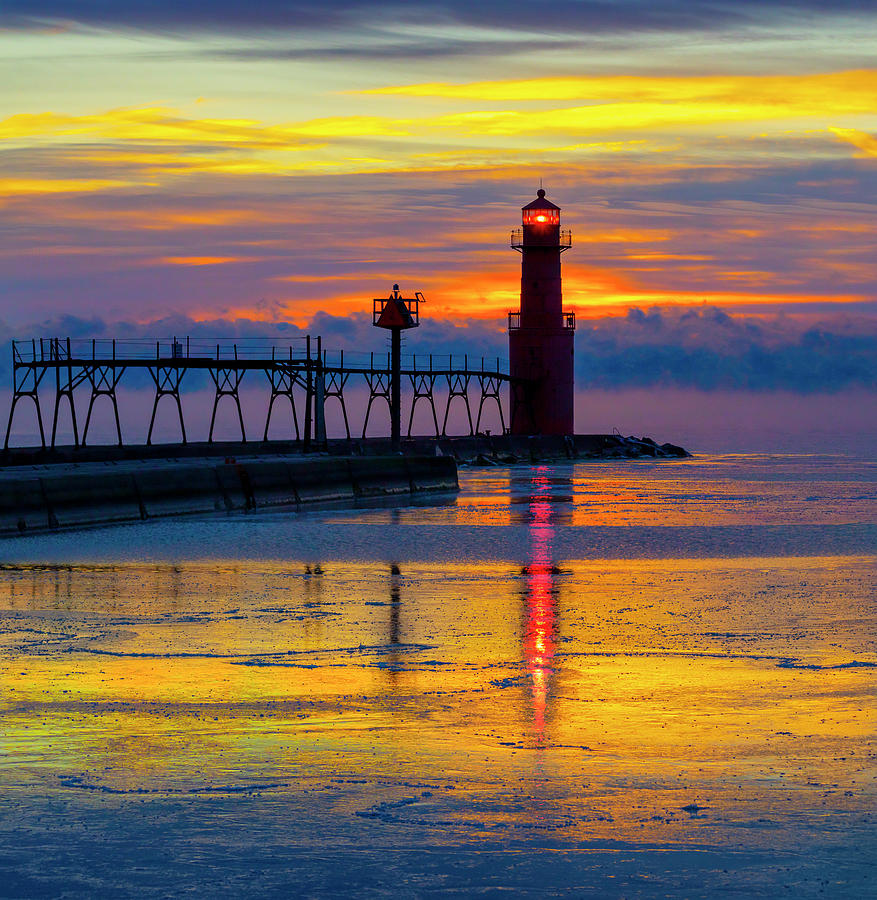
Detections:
303,335,312,451
315,336,326,448
391,327,401,451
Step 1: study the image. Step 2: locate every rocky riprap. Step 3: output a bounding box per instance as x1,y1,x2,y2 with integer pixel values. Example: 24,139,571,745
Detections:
465,435,690,466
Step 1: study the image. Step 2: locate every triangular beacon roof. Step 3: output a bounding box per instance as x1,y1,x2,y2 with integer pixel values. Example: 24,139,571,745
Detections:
522,188,560,211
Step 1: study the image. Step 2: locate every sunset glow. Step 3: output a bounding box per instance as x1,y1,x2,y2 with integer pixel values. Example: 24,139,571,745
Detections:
2,7,876,895
0,1,875,413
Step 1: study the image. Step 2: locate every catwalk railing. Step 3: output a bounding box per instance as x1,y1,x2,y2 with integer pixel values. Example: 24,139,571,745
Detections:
5,336,533,449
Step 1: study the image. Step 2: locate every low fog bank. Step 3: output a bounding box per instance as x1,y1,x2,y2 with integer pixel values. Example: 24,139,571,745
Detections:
577,388,877,455
3,305,877,393
2,305,876,454
3,384,875,455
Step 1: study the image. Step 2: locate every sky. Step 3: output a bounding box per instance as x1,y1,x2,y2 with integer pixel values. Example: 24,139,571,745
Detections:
1,1,876,446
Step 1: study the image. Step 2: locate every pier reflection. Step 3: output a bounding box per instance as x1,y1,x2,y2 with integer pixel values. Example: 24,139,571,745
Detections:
386,563,402,687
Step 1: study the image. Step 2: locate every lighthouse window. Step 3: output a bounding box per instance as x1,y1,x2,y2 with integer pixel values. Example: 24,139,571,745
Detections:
523,209,559,225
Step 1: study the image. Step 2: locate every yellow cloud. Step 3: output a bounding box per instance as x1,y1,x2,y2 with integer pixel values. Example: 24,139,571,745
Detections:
356,70,877,137
360,69,877,107
830,127,877,157
0,176,132,196
5,71,874,153
2,70,874,187
293,116,409,137
0,107,324,148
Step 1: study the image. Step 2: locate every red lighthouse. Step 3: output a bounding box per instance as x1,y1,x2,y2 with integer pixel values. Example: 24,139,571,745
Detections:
508,189,576,434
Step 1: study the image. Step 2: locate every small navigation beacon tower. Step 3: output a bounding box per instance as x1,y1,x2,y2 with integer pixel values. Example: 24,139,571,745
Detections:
373,283,422,449
508,189,575,434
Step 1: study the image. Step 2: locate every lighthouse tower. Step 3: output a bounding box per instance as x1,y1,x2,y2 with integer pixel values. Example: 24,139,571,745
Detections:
508,189,575,434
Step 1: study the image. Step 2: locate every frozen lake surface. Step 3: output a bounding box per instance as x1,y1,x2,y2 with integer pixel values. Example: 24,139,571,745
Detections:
1,454,875,897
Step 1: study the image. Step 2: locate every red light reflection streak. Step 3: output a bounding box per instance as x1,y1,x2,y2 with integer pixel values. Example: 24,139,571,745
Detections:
523,468,557,743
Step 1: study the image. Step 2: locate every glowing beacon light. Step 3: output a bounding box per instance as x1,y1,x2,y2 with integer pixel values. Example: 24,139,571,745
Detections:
522,193,560,226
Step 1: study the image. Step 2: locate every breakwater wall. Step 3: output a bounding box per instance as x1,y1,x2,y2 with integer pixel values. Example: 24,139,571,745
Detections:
334,433,689,462
0,455,458,536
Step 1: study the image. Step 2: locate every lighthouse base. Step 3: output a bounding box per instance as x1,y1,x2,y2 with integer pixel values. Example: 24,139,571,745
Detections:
509,328,575,435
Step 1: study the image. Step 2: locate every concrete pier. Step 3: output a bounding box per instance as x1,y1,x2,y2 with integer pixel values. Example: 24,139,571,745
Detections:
0,433,689,536
0,454,458,536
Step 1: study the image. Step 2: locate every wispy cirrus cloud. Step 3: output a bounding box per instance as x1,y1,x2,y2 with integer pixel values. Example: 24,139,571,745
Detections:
2,1,873,35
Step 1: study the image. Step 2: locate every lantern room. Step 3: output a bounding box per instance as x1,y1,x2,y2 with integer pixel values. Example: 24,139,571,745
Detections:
522,188,560,225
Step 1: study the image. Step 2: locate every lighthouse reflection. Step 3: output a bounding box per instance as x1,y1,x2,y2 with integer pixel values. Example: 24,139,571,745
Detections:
519,466,569,743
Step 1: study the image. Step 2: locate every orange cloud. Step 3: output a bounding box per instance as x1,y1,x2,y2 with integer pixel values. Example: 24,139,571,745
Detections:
272,273,393,283
623,252,714,261
159,256,250,266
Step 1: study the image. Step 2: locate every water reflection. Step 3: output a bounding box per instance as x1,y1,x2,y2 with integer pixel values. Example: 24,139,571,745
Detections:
520,467,566,744
303,564,325,605
301,564,326,643
388,564,401,645
387,563,402,686
1,542,874,875
509,466,574,527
